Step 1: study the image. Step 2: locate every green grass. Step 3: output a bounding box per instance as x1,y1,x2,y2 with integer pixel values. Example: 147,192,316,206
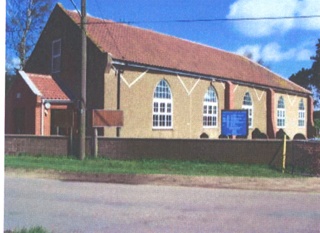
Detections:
5,154,296,178
5,226,50,233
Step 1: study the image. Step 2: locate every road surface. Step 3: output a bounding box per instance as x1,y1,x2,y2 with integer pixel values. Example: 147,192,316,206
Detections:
4,175,320,233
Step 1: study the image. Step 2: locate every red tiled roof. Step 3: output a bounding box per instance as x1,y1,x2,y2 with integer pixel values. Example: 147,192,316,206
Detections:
62,5,310,94
27,73,70,100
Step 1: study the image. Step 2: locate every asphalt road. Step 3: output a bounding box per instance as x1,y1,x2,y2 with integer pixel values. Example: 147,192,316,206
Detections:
4,175,320,233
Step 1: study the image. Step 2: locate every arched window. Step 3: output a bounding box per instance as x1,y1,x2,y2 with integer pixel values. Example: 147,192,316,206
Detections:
242,92,253,128
277,96,285,128
203,86,218,127
153,79,172,128
298,99,305,127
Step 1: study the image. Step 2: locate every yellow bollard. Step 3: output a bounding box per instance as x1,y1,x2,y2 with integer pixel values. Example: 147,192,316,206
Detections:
282,134,287,174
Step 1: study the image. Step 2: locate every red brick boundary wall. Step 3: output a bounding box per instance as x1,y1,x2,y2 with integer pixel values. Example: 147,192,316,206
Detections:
98,138,285,165
4,135,320,173
292,141,320,175
5,135,70,156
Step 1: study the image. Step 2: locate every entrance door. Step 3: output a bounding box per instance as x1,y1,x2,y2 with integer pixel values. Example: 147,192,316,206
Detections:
51,109,71,135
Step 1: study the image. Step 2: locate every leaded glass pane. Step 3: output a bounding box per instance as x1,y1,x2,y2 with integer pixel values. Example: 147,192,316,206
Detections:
242,92,252,106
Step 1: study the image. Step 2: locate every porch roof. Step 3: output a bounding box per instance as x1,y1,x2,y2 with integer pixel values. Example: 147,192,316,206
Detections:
19,71,71,101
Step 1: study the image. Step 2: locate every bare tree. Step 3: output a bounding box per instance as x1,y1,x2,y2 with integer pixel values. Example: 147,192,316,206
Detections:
243,50,269,68
6,0,53,70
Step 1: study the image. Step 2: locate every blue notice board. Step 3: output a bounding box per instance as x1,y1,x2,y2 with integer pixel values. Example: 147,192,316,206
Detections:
221,110,248,136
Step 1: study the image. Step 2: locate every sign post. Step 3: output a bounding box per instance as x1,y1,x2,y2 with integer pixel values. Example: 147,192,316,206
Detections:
282,134,287,173
92,110,124,157
221,110,248,138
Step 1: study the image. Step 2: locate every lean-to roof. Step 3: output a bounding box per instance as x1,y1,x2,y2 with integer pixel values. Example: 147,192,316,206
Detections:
20,71,70,101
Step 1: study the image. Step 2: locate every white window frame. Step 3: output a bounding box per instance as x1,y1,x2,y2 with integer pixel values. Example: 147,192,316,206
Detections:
203,86,218,128
277,96,286,128
152,79,173,129
298,99,305,128
52,39,61,74
242,92,253,128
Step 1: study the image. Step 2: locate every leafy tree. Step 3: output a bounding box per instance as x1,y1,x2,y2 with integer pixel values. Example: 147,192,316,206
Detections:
6,0,53,71
289,39,320,109
315,119,320,132
289,68,312,90
310,39,320,103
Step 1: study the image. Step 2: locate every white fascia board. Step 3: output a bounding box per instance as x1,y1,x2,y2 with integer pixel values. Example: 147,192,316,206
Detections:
18,70,42,96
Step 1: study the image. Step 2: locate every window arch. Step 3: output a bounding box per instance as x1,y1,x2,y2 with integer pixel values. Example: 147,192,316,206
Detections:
298,99,305,127
242,92,253,128
277,96,285,128
153,79,172,128
203,86,218,127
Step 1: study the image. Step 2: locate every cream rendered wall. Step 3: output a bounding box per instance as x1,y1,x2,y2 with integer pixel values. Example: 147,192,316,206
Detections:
232,85,267,138
103,68,118,137
274,93,308,138
103,67,225,138
104,67,308,139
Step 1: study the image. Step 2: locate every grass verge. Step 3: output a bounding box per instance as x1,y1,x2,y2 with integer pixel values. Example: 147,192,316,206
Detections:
5,226,50,233
5,155,296,178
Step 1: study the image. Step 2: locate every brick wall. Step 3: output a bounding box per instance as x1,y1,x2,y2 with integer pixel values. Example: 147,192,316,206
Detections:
5,135,319,172
5,135,70,156
292,141,320,175
97,138,286,166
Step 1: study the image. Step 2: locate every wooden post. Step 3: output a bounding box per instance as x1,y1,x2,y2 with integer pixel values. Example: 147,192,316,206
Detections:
282,134,287,173
79,0,87,160
69,127,73,156
92,128,98,158
116,69,122,137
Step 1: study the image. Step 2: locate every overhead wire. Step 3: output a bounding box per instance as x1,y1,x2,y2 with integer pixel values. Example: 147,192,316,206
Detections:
69,0,82,18
61,0,125,60
65,0,320,26
84,14,320,25
88,0,124,59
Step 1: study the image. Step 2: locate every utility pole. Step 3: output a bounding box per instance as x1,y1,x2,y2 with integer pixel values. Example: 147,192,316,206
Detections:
116,69,122,137
79,0,87,160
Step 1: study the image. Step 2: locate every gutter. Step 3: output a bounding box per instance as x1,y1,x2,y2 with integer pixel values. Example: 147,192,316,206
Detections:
112,60,311,97
42,99,73,104
41,99,44,136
